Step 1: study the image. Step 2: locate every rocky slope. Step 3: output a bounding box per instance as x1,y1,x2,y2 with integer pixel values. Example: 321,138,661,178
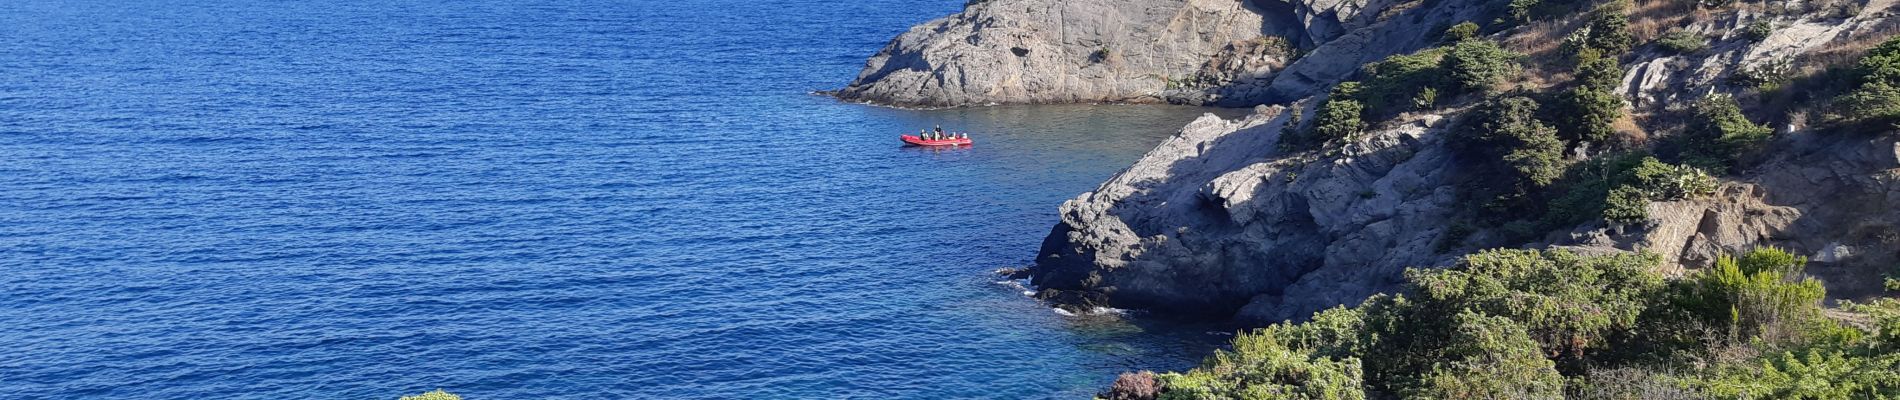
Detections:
1027,0,1899,322
833,0,1492,107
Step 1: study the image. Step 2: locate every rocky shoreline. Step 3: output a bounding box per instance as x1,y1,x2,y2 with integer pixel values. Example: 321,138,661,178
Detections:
847,0,1899,325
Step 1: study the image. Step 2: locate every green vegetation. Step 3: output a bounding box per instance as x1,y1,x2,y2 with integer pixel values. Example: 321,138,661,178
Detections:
399,390,462,400
1152,248,1900,399
1554,50,1626,145
1830,36,1900,127
1568,3,1635,56
1442,40,1522,95
1743,21,1775,42
1360,49,1448,117
1455,96,1566,189
1655,31,1709,54
1310,82,1367,145
1441,21,1481,44
1672,95,1773,172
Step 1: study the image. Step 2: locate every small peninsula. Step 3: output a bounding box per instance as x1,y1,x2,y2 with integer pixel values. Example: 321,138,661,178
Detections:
851,0,1900,397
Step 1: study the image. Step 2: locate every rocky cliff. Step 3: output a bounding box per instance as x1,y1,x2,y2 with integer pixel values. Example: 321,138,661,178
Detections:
844,0,1898,323
1026,0,1899,322
834,0,1492,107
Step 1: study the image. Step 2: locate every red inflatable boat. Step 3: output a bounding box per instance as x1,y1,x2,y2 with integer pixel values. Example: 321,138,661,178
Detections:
901,135,972,146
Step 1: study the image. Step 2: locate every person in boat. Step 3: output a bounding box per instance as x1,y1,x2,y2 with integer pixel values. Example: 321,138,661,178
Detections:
934,124,943,136
960,132,969,139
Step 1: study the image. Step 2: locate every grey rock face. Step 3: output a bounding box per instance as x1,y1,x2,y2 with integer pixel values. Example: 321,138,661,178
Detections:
834,0,1283,107
835,0,1495,108
1034,106,1469,322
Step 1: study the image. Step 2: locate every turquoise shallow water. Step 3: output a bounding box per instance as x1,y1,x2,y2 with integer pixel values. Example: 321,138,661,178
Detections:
0,0,1240,398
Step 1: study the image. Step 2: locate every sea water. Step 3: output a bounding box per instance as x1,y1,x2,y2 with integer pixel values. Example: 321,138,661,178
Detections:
0,1,1238,398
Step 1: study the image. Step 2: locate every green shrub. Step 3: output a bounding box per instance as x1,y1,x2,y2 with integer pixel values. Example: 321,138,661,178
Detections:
1742,21,1774,42
1556,87,1625,145
1551,51,1628,145
1143,248,1900,399
1629,157,1717,199
1407,311,1565,400
1508,0,1540,22
1835,81,1900,126
1312,82,1367,143
1675,95,1772,172
1684,247,1831,344
1409,249,1666,360
1731,57,1794,91
1442,21,1482,43
1602,185,1649,224
1414,87,1439,110
399,390,462,400
1655,31,1709,54
1441,40,1521,95
1360,50,1447,117
1159,305,1371,400
1456,96,1566,188
1572,49,1624,90
1581,3,1635,55
1830,36,1900,127
1696,349,1900,399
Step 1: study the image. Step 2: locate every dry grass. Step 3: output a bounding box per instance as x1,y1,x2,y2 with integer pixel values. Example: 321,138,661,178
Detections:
1502,17,1583,60
1627,0,1704,42
1612,112,1649,147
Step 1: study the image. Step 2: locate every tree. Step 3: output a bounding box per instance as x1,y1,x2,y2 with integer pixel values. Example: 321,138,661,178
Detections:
1456,97,1566,188
1441,40,1521,95
1557,87,1625,145
1581,3,1634,55
1312,82,1367,143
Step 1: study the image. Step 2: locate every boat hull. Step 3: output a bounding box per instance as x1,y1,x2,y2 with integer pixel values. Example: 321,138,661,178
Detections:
900,135,972,146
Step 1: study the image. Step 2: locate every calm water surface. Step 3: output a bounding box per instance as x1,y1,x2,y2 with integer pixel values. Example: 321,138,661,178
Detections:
0,1,1242,398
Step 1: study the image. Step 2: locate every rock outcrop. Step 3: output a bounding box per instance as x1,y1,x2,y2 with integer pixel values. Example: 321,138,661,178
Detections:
834,0,1494,107
1035,105,1471,322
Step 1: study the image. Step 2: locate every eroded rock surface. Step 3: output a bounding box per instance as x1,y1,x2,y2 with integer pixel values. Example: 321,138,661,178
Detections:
834,0,1496,107
1030,2,1900,322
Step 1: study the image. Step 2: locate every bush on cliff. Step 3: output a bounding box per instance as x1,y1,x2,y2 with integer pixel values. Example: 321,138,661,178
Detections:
1557,48,1627,148
1441,21,1481,44
1670,95,1772,172
1303,82,1367,147
1830,36,1900,128
1566,3,1634,56
1360,50,1447,118
1455,96,1566,189
1441,40,1522,95
1542,154,1715,229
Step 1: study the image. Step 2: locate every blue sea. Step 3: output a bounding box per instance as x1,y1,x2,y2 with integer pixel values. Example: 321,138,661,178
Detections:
0,1,1242,398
